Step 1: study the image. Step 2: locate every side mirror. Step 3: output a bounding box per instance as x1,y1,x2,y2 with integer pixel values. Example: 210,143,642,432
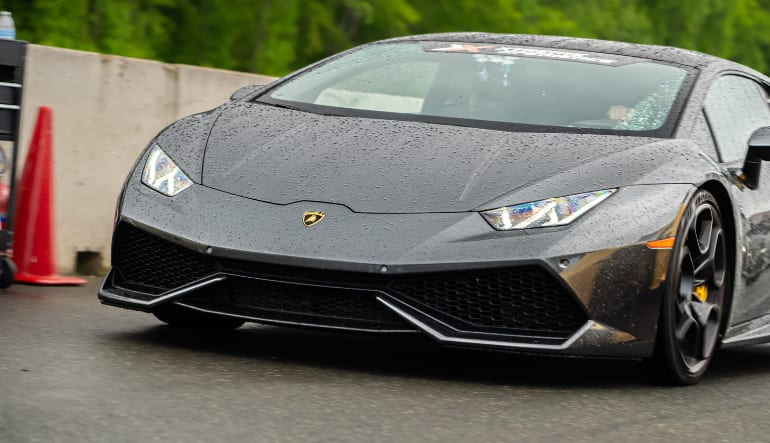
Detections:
747,127,770,160
229,84,268,101
742,126,770,189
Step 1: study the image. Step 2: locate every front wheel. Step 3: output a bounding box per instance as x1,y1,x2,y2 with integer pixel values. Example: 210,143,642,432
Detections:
153,305,245,330
654,189,730,385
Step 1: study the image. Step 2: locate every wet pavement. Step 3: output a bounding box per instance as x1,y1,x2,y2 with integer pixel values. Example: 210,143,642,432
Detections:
2,280,770,442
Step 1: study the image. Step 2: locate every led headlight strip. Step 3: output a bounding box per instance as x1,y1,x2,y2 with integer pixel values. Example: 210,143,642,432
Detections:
481,189,617,230
141,144,193,196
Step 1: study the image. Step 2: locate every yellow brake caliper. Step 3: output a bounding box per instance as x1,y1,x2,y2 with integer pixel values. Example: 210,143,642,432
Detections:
694,284,709,302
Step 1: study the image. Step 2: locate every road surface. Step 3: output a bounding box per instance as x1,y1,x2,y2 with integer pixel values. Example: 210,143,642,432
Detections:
2,280,770,442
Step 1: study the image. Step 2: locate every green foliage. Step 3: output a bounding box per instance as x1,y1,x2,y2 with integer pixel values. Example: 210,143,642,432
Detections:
2,0,770,75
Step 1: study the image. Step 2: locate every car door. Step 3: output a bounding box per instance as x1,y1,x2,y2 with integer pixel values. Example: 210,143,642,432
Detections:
700,74,770,325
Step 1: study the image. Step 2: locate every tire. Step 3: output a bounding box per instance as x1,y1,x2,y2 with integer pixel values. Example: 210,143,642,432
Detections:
0,256,16,289
653,189,730,385
153,304,245,330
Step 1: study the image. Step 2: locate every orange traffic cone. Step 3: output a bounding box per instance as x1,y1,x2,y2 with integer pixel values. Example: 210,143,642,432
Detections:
12,107,86,285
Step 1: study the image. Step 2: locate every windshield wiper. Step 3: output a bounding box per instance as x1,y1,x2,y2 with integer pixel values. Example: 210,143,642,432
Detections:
260,100,343,117
263,102,303,112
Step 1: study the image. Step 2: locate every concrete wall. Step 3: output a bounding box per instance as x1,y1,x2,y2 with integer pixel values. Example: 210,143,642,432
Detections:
16,45,276,274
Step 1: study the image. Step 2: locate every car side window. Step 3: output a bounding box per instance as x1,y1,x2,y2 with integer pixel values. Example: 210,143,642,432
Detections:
704,75,770,163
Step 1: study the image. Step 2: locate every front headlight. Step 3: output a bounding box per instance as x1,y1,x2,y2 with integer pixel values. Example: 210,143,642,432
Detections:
141,144,193,196
481,189,617,230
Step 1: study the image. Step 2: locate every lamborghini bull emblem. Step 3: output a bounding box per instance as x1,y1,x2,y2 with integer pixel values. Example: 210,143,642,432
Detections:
302,211,326,227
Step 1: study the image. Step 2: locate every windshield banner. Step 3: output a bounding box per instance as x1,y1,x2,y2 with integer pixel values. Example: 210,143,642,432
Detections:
421,41,635,66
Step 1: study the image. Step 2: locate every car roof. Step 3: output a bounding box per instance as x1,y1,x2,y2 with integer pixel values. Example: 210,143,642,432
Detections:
386,33,723,69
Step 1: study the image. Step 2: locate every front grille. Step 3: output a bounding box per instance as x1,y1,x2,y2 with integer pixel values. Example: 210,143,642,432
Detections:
181,278,410,331
112,223,219,294
390,268,587,335
112,223,587,337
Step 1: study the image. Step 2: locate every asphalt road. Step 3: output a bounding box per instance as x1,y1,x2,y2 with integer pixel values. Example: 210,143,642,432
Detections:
3,280,770,442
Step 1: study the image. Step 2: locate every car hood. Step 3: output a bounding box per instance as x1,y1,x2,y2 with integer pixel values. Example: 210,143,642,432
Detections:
200,102,666,213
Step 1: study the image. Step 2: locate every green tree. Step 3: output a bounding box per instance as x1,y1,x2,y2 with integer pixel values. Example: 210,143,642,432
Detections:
3,0,770,75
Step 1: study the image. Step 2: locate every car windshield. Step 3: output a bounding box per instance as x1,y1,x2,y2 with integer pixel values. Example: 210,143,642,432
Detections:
259,42,690,135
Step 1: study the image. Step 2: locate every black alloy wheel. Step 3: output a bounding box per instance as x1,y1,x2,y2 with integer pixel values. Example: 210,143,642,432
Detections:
656,189,729,385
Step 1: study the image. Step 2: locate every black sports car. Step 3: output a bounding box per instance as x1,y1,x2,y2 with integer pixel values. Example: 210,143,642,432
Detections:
99,33,770,384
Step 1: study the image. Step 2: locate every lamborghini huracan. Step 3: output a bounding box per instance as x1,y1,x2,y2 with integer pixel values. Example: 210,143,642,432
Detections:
99,33,770,384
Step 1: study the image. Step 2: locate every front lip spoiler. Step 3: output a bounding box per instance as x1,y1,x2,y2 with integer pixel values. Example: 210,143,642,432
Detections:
98,269,632,352
173,301,419,334
377,295,595,351
98,270,227,309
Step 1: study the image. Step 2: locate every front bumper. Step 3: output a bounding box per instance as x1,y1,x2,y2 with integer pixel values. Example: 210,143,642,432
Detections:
98,246,648,356
99,265,604,352
100,178,693,357
102,222,591,345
